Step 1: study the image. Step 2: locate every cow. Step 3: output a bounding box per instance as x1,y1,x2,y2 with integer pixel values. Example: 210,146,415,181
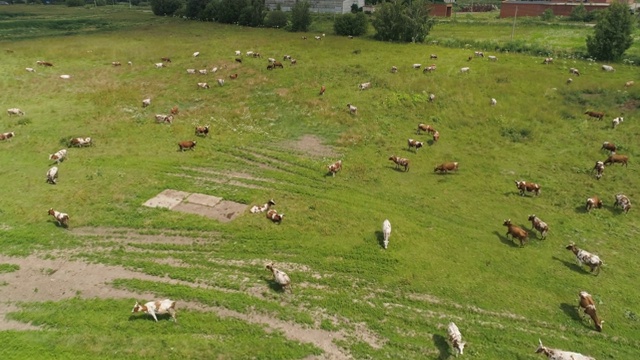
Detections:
111,61,121,66
142,98,151,108
578,291,604,332
229,73,238,79
503,219,528,247
132,299,177,322
382,219,391,250
170,106,179,115
193,51,200,57
0,132,15,141
161,57,171,63
235,58,242,63
423,65,436,73
490,98,497,106
612,116,623,129
234,50,241,56
327,160,342,177
488,55,498,61
535,339,595,360
48,208,69,227
7,108,25,116
347,104,357,115
319,85,326,96
69,137,92,147
217,79,225,87
566,242,603,275
266,209,284,224
412,64,422,69
430,54,438,59
428,93,436,102
542,57,553,64
569,68,580,76
527,214,548,239
460,67,470,73
273,61,284,69
265,263,291,292
290,59,297,65
155,114,174,124
603,153,628,167
46,166,58,185
389,156,409,172
37,61,54,67
154,63,164,69
416,124,435,135
584,111,604,120
358,82,371,90
515,180,540,196
585,196,603,212
178,140,196,151
474,51,484,57
267,64,275,70
49,149,67,164
59,74,71,79
447,322,466,356
593,161,604,180
250,199,275,214
198,69,207,75
601,64,615,72
197,82,210,89
186,68,196,74
614,193,631,214
195,125,210,137
283,55,292,60
434,162,458,174
407,139,424,152
601,141,616,152
25,67,36,72
432,130,440,142
391,66,398,73
625,80,634,88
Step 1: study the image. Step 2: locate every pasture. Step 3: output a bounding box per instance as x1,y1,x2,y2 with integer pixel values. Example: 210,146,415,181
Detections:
1,5,640,359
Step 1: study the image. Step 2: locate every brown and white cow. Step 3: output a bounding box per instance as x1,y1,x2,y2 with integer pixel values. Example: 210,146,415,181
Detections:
48,208,69,227
0,132,15,141
584,111,604,120
515,180,540,196
566,243,603,275
614,193,631,214
603,153,628,167
272,61,284,69
542,57,553,64
327,160,342,177
601,141,616,152
527,214,548,239
434,162,458,174
112,61,122,66
578,291,604,332
69,137,92,147
178,140,196,151
49,149,67,164
389,156,409,172
266,209,284,224
535,339,595,360
432,130,440,142
7,108,25,116
132,299,177,322
161,57,171,63
195,125,210,137
170,106,179,115
585,196,603,212
416,124,436,135
593,161,604,180
407,139,424,152
347,104,357,115
46,166,58,185
155,114,174,124
503,219,528,246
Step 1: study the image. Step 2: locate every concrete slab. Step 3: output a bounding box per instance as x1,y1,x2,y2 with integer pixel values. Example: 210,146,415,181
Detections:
143,189,190,209
211,200,249,222
185,193,223,207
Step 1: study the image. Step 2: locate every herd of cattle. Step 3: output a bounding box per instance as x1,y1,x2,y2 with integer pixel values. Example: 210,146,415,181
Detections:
3,37,635,358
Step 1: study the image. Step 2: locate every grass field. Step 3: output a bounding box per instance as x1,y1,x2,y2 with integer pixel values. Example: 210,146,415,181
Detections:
1,5,640,359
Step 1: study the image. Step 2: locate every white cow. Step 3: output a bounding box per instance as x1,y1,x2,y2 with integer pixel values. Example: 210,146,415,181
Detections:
49,149,67,164
382,219,391,249
132,299,177,322
358,82,371,90
46,166,59,185
601,64,615,72
447,322,466,356
7,108,25,116
535,339,595,360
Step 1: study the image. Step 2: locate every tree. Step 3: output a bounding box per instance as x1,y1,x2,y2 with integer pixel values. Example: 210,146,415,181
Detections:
334,12,368,37
290,0,312,32
185,0,209,20
238,0,265,27
265,9,288,28
586,2,634,61
150,0,184,16
372,0,434,43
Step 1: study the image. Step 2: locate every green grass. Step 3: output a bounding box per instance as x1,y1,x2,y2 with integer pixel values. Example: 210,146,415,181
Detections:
1,5,640,359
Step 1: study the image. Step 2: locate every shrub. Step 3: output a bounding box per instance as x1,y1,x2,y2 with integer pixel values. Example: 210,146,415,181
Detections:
372,0,434,43
334,12,368,37
185,0,209,20
540,9,554,21
238,0,265,27
290,0,312,32
150,0,184,16
95,0,106,6
569,4,587,22
264,10,288,28
586,2,634,61
66,0,85,7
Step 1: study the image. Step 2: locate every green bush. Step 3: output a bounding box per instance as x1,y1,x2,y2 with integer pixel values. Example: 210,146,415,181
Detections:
334,12,368,37
372,0,434,42
540,8,554,21
150,0,184,16
290,0,312,32
95,0,106,6
66,0,85,7
569,4,587,21
586,2,634,61
264,10,288,28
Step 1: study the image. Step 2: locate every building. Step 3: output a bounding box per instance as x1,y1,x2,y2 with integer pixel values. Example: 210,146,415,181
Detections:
500,0,632,18
265,0,365,14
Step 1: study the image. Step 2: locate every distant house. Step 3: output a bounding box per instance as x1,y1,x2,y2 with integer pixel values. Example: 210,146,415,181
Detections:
265,0,365,14
500,0,633,18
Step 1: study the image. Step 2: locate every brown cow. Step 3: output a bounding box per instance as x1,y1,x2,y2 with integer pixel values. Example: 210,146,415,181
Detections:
327,160,342,177
515,180,540,196
503,219,528,247
601,141,616,152
178,140,196,151
578,291,604,332
434,162,458,173
586,196,603,212
389,156,409,172
416,124,435,135
603,154,628,167
585,111,605,120
195,125,209,137
407,139,424,152
272,61,284,69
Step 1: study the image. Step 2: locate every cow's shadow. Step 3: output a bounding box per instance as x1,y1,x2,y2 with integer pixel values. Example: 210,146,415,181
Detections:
493,231,520,248
432,334,451,359
390,165,409,173
48,219,69,230
552,256,589,275
560,303,594,330
263,277,288,293
374,230,386,249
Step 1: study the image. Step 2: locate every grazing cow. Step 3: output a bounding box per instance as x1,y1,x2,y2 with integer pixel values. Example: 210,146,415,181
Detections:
319,85,326,95
584,110,604,120
154,63,164,69
460,67,470,73
69,137,92,147
585,196,603,212
569,68,580,76
235,50,241,56
38,61,54,67
601,64,614,72
246,51,254,57
432,130,440,142
0,132,15,141
601,141,616,152
127,61,132,66
408,139,424,152
567,78,573,85
266,64,275,70
314,35,321,40
474,51,484,57
578,291,604,332
112,61,121,66
430,54,438,59
235,58,242,63
48,208,69,227
417,124,436,135
527,214,548,239
193,51,200,57
7,108,25,116
358,82,371,90
59,74,71,79
434,162,458,174
624,80,634,88
327,160,342,177
423,65,436,73
535,339,595,360
503,219,528,247
490,98,497,106
542,57,553,64
290,59,297,65
382,219,391,249
612,116,623,129
515,180,540,196
428,93,436,102
283,55,292,60
195,125,210,137
142,98,151,108
161,57,171,63
603,153,628,167
273,61,284,69
488,55,498,61
593,161,605,180
132,299,177,322
302,36,307,40
211,66,218,73
347,104,357,115
217,78,225,87
268,57,276,63
198,69,207,75
197,82,210,89
412,64,422,69
155,114,174,124
250,199,275,214
614,193,631,214
229,73,238,79
566,242,603,275
447,322,466,356
49,149,67,164
252,52,262,58
170,106,179,115
178,140,196,151
391,66,398,73
265,263,291,292
46,166,58,185
186,68,196,74
266,209,284,224
26,67,36,72
389,156,409,172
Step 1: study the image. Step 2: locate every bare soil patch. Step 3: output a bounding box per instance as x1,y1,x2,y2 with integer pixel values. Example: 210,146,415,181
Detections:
282,135,339,158
143,189,248,222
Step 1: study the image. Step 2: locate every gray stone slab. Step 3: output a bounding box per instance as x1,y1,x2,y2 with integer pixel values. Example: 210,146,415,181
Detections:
185,193,223,207
143,189,190,209
211,200,249,222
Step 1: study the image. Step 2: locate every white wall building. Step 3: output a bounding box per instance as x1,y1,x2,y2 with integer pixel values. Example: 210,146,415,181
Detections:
265,0,365,14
